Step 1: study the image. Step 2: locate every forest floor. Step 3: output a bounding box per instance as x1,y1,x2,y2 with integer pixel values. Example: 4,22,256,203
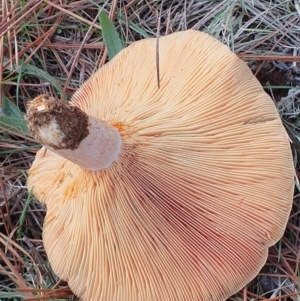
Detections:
1,1,300,300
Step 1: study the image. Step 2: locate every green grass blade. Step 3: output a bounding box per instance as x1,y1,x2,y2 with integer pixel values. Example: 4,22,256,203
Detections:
2,96,24,119
99,11,123,60
0,115,30,135
19,64,63,96
3,58,63,97
17,191,33,240
0,292,26,299
128,20,151,38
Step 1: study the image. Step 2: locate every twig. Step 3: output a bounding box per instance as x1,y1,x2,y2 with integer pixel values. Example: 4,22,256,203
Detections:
156,1,163,89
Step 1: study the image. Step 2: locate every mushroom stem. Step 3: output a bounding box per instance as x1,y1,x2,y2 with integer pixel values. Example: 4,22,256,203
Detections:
26,95,121,171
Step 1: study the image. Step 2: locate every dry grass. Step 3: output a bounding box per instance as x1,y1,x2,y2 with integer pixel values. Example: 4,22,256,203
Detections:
1,0,300,300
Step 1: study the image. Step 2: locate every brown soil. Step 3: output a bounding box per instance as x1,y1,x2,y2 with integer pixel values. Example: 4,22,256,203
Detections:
252,61,300,102
26,95,89,150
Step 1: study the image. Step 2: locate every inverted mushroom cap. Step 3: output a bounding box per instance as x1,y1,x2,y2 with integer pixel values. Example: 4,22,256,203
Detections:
27,30,294,301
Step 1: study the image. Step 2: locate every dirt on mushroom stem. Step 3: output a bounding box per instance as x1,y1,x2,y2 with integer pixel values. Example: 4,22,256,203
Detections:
26,95,122,171
26,95,89,150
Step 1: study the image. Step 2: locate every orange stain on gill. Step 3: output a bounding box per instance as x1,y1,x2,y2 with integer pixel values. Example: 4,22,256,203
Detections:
63,181,79,201
53,172,66,187
60,172,95,204
112,122,125,132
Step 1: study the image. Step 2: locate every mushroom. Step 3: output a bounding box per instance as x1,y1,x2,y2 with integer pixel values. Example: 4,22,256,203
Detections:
26,30,294,301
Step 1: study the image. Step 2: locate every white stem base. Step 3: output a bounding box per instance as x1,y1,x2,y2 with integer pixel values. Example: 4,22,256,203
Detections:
46,116,122,171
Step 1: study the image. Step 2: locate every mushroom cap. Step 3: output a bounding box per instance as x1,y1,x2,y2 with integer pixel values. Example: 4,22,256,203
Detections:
27,30,294,301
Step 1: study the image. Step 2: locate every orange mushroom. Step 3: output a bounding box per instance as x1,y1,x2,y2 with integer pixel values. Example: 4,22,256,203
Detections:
26,30,294,301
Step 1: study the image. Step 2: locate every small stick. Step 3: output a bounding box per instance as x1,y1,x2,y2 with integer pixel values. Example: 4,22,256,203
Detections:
156,1,163,89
